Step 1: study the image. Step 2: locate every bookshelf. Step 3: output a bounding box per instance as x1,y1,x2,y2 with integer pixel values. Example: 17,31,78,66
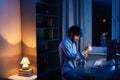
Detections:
36,0,61,79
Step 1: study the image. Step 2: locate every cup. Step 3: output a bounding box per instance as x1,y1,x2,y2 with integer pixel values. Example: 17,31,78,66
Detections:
80,60,86,67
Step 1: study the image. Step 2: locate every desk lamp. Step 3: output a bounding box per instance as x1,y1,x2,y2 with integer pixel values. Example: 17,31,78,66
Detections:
20,57,30,70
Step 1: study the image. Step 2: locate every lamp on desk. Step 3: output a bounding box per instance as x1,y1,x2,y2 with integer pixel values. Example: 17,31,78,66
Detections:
20,57,30,70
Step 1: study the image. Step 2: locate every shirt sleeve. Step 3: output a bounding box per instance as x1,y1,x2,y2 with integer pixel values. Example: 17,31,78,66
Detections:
81,52,85,57
76,52,84,59
62,42,82,60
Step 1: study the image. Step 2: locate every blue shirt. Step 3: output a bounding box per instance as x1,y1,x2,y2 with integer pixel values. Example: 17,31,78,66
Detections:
59,37,84,74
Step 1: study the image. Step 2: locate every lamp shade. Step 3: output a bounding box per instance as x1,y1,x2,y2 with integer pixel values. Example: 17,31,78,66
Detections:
20,57,30,64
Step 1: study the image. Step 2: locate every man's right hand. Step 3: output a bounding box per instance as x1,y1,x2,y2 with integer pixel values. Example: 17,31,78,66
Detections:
82,44,92,59
86,44,92,52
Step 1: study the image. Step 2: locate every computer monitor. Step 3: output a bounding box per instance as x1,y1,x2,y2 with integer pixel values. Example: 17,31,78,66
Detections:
106,39,117,61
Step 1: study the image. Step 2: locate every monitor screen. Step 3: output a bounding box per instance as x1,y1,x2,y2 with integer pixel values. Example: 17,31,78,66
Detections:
106,39,117,61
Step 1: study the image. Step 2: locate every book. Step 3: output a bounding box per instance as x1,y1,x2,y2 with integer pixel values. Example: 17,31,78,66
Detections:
48,18,53,27
49,29,54,39
18,68,33,77
44,29,54,39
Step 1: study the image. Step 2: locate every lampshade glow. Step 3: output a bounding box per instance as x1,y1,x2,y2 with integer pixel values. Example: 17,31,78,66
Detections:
20,57,30,64
20,57,30,70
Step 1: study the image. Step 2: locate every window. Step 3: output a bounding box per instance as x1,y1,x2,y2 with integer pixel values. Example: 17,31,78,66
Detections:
92,0,112,46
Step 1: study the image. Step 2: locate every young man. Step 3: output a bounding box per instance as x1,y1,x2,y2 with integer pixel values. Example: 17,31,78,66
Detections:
59,26,92,80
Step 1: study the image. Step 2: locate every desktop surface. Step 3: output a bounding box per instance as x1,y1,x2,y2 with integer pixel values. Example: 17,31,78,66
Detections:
73,58,116,79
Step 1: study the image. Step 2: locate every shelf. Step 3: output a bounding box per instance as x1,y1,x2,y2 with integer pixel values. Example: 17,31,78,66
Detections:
37,67,60,76
36,0,61,79
36,0,60,5
36,15,59,27
37,38,59,41
37,52,60,74
37,29,59,40
36,1,58,7
36,26,58,29
37,49,58,56
36,2,60,15
37,47,59,54
36,13,60,17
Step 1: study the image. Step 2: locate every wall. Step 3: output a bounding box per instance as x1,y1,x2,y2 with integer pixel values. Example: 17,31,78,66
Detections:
21,0,37,74
0,0,21,77
0,0,37,77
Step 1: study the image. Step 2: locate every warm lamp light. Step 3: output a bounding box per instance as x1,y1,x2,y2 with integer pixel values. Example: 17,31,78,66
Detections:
20,57,30,70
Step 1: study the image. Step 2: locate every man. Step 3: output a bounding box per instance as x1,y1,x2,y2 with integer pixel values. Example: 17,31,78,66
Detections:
59,26,92,80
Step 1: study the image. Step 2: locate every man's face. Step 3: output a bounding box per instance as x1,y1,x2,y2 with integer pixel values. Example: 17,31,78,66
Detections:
71,35,80,42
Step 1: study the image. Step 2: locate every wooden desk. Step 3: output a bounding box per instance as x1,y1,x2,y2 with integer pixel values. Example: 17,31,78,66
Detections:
73,58,116,79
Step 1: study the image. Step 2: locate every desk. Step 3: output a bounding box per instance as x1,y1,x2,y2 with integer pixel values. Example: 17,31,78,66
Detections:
74,58,116,79
8,74,37,80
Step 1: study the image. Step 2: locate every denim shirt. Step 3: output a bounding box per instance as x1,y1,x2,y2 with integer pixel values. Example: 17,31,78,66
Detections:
59,37,84,74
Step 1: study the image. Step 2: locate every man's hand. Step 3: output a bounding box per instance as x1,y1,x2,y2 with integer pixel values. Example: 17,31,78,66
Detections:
82,44,92,59
84,53,88,59
86,44,92,52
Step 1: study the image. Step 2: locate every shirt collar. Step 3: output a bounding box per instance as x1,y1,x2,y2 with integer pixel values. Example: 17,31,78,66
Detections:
66,37,73,44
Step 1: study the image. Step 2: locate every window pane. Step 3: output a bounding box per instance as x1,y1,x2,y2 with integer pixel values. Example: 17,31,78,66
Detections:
92,0,112,46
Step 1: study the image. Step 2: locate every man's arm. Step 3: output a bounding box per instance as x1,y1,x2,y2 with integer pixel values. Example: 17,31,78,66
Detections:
61,43,79,60
82,44,92,59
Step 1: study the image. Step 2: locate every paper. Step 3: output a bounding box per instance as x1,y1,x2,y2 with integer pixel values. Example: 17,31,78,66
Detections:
94,60,102,67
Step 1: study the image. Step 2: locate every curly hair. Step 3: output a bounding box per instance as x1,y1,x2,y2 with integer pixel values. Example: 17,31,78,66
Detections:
68,25,82,37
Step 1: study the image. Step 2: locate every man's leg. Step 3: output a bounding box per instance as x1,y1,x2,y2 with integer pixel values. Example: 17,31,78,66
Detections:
63,72,79,80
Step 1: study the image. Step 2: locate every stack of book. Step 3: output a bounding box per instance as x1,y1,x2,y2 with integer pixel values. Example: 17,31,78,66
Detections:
44,29,54,39
18,68,33,77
